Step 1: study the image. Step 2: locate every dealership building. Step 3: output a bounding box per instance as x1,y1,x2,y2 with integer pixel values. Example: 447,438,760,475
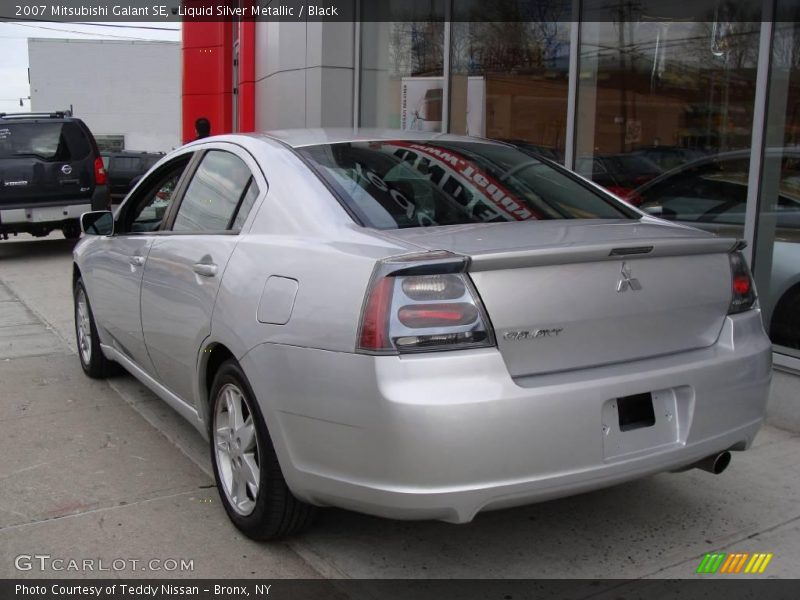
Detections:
29,38,181,153
181,1,799,421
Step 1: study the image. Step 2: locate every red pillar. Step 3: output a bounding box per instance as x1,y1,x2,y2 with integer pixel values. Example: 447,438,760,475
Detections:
181,16,233,142
237,20,256,133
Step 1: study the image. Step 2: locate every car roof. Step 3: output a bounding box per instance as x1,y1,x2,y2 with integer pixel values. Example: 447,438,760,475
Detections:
104,150,164,156
254,128,500,149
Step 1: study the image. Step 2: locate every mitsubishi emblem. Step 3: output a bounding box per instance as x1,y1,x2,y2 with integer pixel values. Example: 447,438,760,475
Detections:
617,262,642,292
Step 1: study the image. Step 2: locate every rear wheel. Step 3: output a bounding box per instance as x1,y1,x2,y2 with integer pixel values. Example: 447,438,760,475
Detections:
62,219,81,240
209,360,316,540
74,279,118,378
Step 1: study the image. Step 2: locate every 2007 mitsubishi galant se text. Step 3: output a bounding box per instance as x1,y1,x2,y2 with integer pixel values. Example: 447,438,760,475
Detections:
72,130,772,539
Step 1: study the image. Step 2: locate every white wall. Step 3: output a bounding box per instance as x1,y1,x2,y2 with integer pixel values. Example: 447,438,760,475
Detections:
254,22,355,131
28,38,181,152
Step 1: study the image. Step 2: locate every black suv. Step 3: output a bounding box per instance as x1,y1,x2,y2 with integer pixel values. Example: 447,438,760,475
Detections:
0,111,110,240
102,150,164,203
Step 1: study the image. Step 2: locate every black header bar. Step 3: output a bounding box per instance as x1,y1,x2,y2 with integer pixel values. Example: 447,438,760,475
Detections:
1,0,798,23
3,579,800,600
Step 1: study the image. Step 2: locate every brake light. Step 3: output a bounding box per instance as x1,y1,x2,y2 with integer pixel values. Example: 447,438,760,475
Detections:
728,251,757,314
357,253,495,354
398,303,479,328
93,156,107,185
358,277,393,351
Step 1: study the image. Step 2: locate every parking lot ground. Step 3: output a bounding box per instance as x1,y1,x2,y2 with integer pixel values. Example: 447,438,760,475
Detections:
1,234,800,581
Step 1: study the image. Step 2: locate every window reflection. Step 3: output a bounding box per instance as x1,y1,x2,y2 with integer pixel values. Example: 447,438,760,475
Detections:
753,10,800,356
449,13,571,159
360,16,445,131
577,2,761,204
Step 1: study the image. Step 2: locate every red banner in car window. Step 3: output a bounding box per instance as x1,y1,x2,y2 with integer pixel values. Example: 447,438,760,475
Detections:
384,141,542,221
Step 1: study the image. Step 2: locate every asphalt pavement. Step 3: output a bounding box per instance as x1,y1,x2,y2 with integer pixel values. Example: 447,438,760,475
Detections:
1,233,799,580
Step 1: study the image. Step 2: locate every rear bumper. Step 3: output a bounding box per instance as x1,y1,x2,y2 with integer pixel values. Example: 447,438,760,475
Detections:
0,186,110,226
240,310,771,523
0,203,91,226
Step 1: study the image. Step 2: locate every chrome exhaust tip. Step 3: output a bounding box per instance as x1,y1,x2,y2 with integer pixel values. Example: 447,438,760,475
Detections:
693,451,732,475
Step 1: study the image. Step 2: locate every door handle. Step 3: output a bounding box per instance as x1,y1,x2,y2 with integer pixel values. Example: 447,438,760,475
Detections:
129,255,145,267
193,262,218,277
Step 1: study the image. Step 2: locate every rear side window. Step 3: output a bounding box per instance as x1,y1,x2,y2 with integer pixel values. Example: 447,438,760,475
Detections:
172,150,255,233
297,141,633,229
231,180,260,230
0,121,90,161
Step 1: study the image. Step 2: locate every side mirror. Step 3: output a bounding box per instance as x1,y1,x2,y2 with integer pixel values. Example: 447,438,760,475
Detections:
80,210,114,236
641,205,663,216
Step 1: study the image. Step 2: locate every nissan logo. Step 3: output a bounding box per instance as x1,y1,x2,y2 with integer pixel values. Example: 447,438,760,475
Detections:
61,165,72,175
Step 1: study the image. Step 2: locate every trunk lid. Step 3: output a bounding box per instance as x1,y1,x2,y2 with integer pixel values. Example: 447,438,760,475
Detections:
378,219,736,377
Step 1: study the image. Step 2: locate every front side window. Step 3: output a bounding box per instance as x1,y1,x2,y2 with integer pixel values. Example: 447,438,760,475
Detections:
298,140,633,229
122,155,192,233
172,151,254,233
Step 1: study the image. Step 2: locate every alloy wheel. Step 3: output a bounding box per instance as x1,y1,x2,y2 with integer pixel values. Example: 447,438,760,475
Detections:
213,383,260,516
75,287,92,365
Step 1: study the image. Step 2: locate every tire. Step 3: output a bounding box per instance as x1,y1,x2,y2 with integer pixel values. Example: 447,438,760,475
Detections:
62,219,81,241
74,278,118,378
770,286,800,350
209,359,316,540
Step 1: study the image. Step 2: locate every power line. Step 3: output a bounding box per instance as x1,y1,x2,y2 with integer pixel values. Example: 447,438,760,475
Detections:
73,22,179,31
0,17,178,32
10,22,170,41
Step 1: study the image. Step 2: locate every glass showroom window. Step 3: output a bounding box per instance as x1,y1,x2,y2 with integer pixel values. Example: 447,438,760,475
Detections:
752,8,800,357
359,2,446,131
576,1,761,209
448,3,571,161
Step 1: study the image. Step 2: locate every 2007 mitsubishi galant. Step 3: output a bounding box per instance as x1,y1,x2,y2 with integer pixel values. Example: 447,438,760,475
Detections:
72,129,772,539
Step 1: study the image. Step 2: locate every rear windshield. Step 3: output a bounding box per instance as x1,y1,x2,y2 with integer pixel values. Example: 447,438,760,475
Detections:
296,140,634,229
0,121,91,161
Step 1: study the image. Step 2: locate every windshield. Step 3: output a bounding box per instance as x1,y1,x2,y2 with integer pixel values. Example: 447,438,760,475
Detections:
297,140,634,229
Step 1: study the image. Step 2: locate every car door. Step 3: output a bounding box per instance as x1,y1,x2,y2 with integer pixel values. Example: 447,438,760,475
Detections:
82,153,195,374
139,145,264,405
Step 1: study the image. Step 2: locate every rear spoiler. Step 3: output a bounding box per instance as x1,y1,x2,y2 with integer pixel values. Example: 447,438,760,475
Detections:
469,237,741,272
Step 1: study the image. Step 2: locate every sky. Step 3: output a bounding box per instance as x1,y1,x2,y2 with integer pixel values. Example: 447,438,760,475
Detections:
0,21,180,114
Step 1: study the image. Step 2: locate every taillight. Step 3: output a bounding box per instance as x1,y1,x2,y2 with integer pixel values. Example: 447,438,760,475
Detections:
358,277,393,350
357,253,495,354
728,251,757,314
93,156,107,185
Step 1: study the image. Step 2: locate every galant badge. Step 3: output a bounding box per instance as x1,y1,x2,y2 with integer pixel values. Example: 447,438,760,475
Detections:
61,164,73,175
617,261,642,292
504,328,564,341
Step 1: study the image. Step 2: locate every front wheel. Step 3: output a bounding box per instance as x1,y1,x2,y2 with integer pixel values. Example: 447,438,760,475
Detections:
73,278,118,378
210,360,316,540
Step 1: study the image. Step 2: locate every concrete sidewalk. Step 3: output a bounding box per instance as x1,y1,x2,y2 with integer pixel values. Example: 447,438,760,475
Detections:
0,278,319,578
1,234,799,580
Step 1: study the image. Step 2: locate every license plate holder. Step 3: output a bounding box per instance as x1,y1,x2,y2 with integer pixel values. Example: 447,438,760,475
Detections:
617,392,656,432
601,387,689,460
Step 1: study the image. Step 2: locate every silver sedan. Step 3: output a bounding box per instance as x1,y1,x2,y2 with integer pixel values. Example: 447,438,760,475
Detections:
72,130,772,539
